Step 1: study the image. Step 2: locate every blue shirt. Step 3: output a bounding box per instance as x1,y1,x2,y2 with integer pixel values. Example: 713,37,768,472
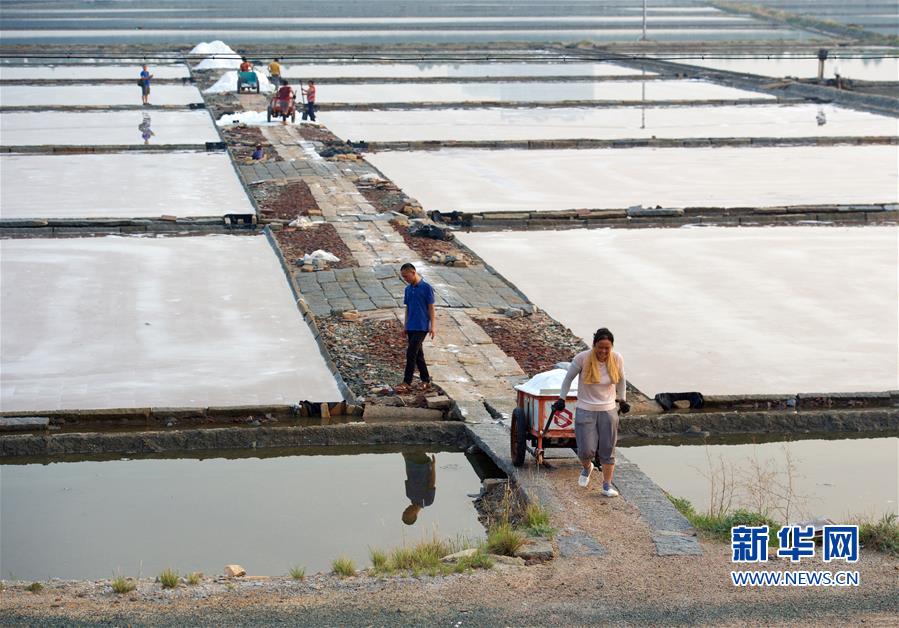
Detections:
140,70,150,83
404,278,434,332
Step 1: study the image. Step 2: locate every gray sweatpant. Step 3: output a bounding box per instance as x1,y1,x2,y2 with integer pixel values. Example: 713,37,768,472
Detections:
574,407,619,465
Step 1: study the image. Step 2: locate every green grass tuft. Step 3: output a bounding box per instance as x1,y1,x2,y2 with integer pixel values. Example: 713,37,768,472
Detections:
331,557,356,578
186,572,202,586
157,568,180,589
523,502,557,539
26,582,43,593
486,522,526,556
111,574,136,594
288,566,306,580
858,513,899,556
368,548,389,574
668,494,778,544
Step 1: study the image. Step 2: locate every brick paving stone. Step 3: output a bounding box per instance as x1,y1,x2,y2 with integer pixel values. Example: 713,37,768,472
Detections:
352,298,377,311
314,270,336,283
371,296,399,309
333,268,356,282
329,299,354,313
362,284,391,299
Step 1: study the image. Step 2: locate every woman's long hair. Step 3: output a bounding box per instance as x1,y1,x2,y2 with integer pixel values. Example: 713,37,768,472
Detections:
591,327,620,384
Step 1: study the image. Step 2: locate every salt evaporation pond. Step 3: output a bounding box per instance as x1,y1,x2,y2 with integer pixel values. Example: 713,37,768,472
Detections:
327,103,898,142
0,27,811,45
367,145,898,212
0,447,486,580
318,80,770,104
0,63,190,80
0,84,203,107
456,227,897,396
668,55,899,82
281,61,652,79
0,235,343,412
620,436,898,520
0,110,220,146
0,152,253,219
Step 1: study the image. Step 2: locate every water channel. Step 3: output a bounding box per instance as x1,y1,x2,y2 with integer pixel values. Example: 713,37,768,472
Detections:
0,446,494,581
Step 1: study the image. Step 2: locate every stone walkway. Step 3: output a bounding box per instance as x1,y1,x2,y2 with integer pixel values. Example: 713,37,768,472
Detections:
229,100,699,557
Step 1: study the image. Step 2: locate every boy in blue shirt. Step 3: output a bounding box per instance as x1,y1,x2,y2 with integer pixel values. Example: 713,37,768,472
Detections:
397,263,435,393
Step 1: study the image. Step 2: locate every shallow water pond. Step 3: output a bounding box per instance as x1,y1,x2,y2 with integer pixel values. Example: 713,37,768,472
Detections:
0,447,491,581
619,435,898,521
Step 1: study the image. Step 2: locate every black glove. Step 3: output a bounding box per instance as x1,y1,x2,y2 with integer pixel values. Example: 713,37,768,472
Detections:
618,401,631,414
552,398,566,412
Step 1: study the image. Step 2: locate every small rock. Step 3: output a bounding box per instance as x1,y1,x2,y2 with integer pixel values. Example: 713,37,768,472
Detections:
482,478,508,491
342,311,361,321
504,307,524,319
515,538,555,563
224,565,246,578
426,395,452,410
489,554,526,566
300,265,315,272
439,548,478,563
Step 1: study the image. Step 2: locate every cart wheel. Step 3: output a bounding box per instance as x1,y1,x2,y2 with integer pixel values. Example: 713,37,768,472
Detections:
511,408,527,467
291,110,296,123
255,82,260,93
237,80,243,93
266,106,272,123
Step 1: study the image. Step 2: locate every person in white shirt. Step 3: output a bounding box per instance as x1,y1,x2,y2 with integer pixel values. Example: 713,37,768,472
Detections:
555,327,630,497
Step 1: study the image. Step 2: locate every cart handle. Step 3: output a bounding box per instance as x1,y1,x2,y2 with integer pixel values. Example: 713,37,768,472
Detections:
541,408,557,438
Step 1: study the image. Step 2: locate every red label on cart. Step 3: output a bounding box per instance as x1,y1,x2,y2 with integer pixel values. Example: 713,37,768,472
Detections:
554,410,573,428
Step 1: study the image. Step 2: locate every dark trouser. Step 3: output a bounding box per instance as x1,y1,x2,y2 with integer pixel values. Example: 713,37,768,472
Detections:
302,101,316,121
403,331,430,385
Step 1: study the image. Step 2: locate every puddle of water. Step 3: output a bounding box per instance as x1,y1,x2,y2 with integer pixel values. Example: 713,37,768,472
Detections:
366,144,898,212
456,227,898,396
281,61,652,79
0,110,221,146
0,84,203,108
314,80,770,104
0,64,190,80
326,103,898,142
619,436,899,520
0,152,253,219
0,446,490,581
667,55,899,82
0,235,343,412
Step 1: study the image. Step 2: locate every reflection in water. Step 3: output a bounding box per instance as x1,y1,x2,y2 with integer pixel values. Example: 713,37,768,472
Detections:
0,448,486,580
402,452,436,525
138,112,154,144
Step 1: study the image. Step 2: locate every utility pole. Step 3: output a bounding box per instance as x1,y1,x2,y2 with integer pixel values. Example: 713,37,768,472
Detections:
641,0,648,41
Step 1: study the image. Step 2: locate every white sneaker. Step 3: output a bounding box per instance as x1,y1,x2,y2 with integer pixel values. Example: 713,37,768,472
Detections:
601,485,619,498
578,463,594,488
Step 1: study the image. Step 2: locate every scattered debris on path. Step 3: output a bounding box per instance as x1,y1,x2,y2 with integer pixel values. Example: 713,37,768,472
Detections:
274,224,357,269
255,180,320,220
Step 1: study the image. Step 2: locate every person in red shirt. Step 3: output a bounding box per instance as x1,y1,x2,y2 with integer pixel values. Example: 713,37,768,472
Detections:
239,57,252,72
301,80,316,122
275,80,295,124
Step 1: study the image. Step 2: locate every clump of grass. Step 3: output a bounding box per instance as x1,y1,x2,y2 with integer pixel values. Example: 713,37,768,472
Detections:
157,568,180,589
455,547,494,572
389,537,457,573
288,566,306,580
26,582,43,594
331,557,356,578
523,502,557,539
486,522,526,556
858,513,899,556
186,572,202,586
668,494,778,544
368,548,389,575
110,574,136,594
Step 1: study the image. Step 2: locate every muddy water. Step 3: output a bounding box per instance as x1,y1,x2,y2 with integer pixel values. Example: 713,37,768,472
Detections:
0,447,490,581
619,435,899,521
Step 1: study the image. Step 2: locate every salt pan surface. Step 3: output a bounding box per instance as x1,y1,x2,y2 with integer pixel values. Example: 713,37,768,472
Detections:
0,84,203,107
669,55,899,82
318,80,771,104
0,110,220,146
326,104,898,142
0,235,343,411
366,145,898,212
281,61,652,79
0,64,190,80
0,152,253,219
457,227,897,396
